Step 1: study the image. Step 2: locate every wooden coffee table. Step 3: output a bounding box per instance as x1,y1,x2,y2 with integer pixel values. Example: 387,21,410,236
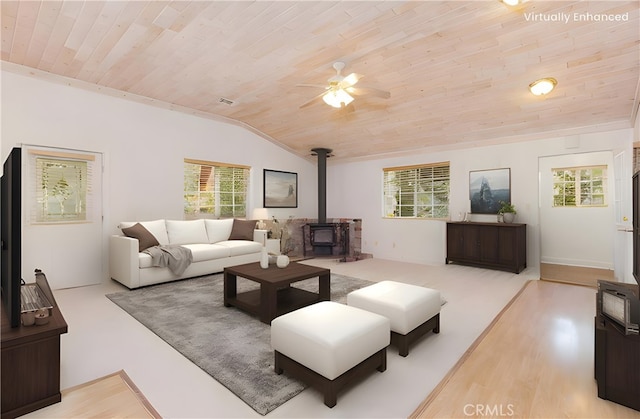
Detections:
223,261,331,324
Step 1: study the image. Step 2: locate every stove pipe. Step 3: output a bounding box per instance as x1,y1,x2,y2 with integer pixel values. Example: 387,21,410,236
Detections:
311,148,332,224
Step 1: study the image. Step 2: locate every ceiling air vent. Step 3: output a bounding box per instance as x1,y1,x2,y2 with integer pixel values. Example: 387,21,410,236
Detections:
218,97,234,105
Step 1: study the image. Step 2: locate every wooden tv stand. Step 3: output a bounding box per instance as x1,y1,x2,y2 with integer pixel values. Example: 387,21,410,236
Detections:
594,283,640,412
1,301,68,418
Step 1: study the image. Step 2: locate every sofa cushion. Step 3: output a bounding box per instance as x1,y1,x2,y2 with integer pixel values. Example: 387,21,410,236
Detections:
121,223,159,252
137,242,255,267
229,219,257,240
120,219,169,245
216,240,263,257
138,252,153,269
166,219,209,245
204,219,234,243
182,244,232,262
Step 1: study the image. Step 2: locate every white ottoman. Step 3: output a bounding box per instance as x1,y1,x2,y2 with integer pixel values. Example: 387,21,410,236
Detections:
271,301,390,407
347,280,441,357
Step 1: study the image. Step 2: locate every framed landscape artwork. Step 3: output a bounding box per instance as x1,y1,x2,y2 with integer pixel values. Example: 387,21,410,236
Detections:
469,168,511,214
264,169,297,208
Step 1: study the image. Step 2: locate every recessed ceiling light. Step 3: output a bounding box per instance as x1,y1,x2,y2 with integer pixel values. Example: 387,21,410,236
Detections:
529,78,557,96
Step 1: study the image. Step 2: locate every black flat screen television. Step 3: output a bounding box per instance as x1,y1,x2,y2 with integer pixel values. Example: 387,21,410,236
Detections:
1,147,22,328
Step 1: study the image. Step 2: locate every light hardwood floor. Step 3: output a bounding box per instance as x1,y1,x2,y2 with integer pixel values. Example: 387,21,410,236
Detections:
25,370,161,418
540,263,615,288
411,280,639,418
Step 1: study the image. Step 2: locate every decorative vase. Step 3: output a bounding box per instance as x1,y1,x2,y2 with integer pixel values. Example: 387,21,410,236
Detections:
276,255,290,268
260,247,269,269
503,212,515,223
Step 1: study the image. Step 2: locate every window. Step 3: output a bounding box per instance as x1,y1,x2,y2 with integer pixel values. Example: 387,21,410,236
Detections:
383,162,450,218
27,148,96,224
552,165,607,207
184,159,250,218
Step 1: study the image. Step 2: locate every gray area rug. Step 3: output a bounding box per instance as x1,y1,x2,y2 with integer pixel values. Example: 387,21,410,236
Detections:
106,272,372,415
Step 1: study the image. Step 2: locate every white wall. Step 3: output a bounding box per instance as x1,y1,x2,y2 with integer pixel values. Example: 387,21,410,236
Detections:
1,70,317,285
539,151,615,269
2,68,636,284
327,129,633,278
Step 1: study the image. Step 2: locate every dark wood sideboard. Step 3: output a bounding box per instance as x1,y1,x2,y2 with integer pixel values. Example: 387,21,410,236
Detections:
1,301,67,418
446,222,527,273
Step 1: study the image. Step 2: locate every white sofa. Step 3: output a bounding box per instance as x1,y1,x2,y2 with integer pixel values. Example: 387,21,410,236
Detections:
110,218,266,289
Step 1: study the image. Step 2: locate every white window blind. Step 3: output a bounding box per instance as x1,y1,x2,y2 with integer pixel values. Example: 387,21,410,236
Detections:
184,159,250,218
383,162,450,218
27,149,95,224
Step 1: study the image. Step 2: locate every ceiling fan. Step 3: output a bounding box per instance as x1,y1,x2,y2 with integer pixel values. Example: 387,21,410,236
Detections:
298,62,390,109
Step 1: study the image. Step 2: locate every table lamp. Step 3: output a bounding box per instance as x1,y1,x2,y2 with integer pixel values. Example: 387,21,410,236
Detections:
252,208,269,231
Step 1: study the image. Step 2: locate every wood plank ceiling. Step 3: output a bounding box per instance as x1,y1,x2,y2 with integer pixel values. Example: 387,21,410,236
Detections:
2,1,639,161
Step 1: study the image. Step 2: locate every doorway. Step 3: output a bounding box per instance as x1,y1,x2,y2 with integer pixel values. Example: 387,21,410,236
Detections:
21,145,103,289
538,151,616,287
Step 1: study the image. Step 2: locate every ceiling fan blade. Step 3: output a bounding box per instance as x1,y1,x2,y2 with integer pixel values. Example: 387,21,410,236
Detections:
341,73,361,88
347,86,390,99
299,91,327,108
341,102,356,113
296,83,327,89
331,102,356,120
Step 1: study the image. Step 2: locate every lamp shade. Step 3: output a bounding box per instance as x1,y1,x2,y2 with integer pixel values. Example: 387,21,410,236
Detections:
252,208,268,220
322,88,354,108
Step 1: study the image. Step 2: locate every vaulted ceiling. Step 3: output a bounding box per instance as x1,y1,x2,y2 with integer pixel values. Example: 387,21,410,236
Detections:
2,1,639,161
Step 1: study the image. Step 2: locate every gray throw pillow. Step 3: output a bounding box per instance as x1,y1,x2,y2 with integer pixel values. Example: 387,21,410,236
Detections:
122,223,160,252
229,219,257,240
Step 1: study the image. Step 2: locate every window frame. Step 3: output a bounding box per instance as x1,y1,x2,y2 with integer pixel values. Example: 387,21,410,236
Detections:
184,158,250,219
552,165,608,208
27,148,96,224
382,161,450,219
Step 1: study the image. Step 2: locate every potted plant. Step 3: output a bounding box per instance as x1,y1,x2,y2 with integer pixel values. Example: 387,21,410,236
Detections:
498,201,517,223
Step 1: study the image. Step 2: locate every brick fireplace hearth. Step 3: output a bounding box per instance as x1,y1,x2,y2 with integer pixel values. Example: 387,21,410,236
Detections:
262,218,369,262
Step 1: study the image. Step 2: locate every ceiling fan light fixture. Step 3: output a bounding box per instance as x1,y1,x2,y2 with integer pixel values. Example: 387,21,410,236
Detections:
529,77,557,96
322,88,354,108
500,0,525,6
